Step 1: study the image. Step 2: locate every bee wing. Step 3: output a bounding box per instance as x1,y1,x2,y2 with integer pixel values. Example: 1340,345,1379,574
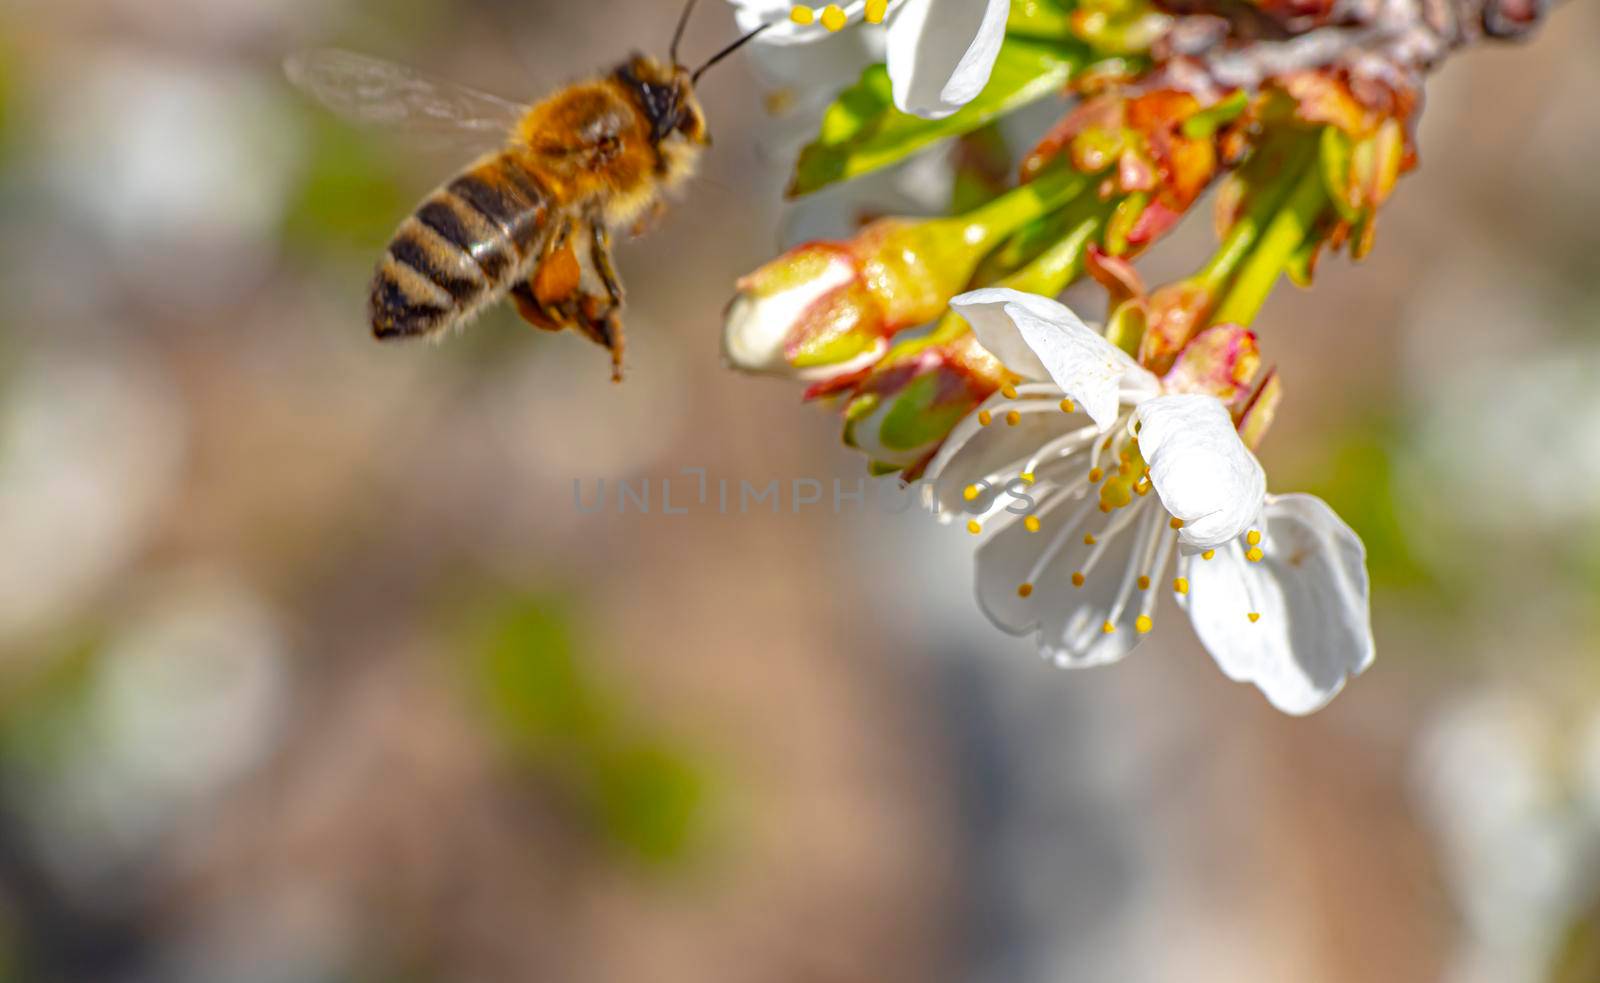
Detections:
284,48,528,139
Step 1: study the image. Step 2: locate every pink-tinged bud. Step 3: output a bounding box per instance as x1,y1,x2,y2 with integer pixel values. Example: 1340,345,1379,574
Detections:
840,331,1001,474
724,218,999,382
1164,323,1261,402
1136,278,1214,374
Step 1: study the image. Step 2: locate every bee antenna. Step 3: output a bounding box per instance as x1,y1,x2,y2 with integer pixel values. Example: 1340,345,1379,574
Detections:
690,23,770,84
670,0,700,66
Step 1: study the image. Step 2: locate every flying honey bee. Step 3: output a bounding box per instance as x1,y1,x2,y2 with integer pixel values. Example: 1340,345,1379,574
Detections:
285,1,764,380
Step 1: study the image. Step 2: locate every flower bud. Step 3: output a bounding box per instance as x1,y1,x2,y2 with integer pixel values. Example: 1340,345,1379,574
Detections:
1163,323,1260,402
840,328,1002,474
724,217,1000,382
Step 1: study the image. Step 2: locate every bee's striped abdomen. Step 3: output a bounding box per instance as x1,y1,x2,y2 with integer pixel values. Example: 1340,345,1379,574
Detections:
370,152,553,340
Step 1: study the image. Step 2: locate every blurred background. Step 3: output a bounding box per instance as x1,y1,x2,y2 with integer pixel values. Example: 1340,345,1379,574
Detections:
0,0,1596,980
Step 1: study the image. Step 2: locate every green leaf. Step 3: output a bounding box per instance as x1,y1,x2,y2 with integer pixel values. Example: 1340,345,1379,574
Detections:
789,36,1086,198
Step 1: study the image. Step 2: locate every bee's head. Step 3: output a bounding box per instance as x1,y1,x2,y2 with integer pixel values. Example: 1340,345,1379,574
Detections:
614,55,708,149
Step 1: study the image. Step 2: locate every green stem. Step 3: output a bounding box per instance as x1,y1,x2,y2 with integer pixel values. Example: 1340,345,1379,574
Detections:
952,166,1093,254
1197,137,1316,297
1000,209,1103,296
1210,156,1329,327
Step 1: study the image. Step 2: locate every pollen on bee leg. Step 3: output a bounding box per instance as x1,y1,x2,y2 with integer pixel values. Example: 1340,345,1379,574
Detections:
1135,615,1153,634
1024,515,1041,533
1017,583,1034,598
865,0,889,22
820,3,847,29
966,520,982,535
789,5,816,24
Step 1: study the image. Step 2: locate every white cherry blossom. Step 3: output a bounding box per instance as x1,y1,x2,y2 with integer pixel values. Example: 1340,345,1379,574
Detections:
926,288,1373,714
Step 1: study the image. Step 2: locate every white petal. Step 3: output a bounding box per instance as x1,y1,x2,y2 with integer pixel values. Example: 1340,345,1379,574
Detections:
885,0,1009,118
1135,393,1265,550
922,392,1086,521
951,288,1155,431
1178,494,1374,715
976,498,1163,667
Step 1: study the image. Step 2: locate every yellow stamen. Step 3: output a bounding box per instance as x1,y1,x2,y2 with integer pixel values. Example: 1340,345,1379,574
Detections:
1088,467,1103,483
1137,575,1150,590
789,4,816,24
1024,515,1041,533
1001,382,1019,399
1005,410,1021,426
1169,517,1184,529
978,410,992,426
1017,583,1033,598
962,484,979,502
1060,398,1075,413
1071,572,1085,588
966,520,981,535
1173,577,1189,595
1246,547,1264,563
864,0,889,22
820,3,847,30
1102,621,1116,634
1247,612,1261,623
1134,479,1151,497
1246,529,1261,546
1135,615,1153,634
1201,550,1215,561
1019,472,1035,484
1083,533,1096,545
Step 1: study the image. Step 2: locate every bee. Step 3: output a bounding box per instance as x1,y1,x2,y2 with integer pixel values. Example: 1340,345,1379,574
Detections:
285,1,764,380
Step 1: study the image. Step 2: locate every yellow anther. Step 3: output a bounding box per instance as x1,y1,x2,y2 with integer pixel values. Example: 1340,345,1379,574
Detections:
1024,515,1041,533
1247,612,1261,623
1168,517,1184,529
1005,410,1021,426
1201,549,1215,561
1001,382,1019,399
1246,547,1264,563
1102,621,1116,634
865,0,889,22
1083,533,1096,545
1098,502,1113,513
1137,575,1151,590
962,484,979,501
1088,467,1103,483
1134,479,1151,496
1246,529,1261,546
1019,472,1035,484
1135,615,1153,634
966,520,981,535
820,3,847,30
978,410,992,426
1060,398,1076,413
1071,571,1086,588
1173,577,1189,595
1017,582,1034,598
789,4,816,24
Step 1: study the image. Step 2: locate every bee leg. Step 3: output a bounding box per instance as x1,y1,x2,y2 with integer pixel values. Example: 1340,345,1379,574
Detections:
509,281,567,332
589,222,625,308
